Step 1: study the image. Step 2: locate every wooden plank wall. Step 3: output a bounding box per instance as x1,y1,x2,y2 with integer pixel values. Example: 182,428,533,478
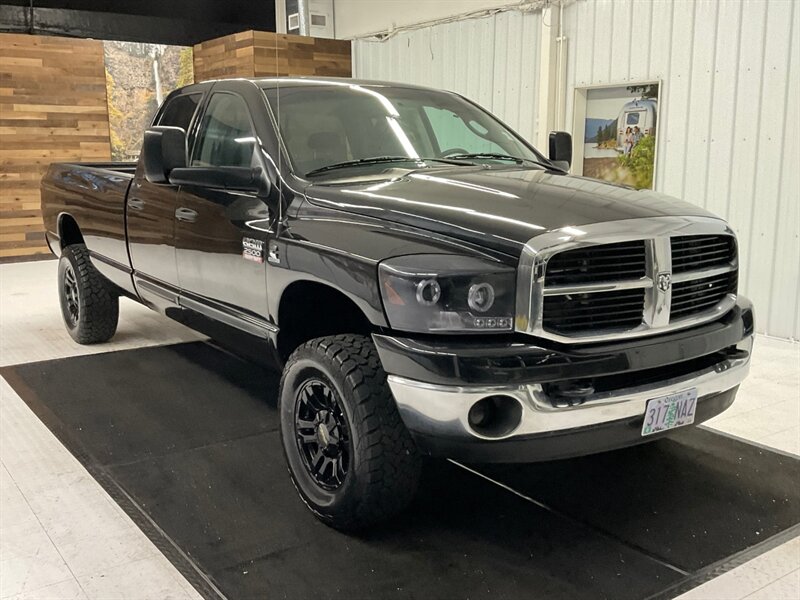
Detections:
0,33,111,261
194,30,351,82
252,31,352,78
0,30,348,261
193,31,256,80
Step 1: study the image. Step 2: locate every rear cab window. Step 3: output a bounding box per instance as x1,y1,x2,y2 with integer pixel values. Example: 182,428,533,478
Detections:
157,93,201,130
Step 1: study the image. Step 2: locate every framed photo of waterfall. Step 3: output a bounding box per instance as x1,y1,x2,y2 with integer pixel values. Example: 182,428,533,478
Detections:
103,41,194,161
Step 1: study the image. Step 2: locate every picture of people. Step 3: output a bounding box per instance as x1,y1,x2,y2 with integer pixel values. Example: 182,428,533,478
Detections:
581,83,659,189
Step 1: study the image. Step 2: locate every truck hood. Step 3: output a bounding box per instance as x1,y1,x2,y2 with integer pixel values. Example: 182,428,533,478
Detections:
304,166,717,256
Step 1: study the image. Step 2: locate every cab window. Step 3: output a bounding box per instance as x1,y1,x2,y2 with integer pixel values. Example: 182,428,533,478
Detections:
192,93,255,167
157,93,201,131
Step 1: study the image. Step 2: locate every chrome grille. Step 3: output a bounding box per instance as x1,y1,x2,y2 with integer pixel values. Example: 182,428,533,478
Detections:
545,241,646,285
671,235,736,273
671,271,738,321
516,218,739,343
543,288,645,334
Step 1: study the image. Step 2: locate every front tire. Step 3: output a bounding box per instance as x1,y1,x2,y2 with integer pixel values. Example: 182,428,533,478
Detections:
279,334,421,530
58,244,119,344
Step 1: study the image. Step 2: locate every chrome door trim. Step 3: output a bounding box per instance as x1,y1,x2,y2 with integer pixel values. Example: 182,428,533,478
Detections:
134,274,180,304
89,250,133,275
178,293,279,338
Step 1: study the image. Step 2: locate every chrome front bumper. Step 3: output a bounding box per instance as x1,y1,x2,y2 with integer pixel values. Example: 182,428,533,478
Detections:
387,337,752,443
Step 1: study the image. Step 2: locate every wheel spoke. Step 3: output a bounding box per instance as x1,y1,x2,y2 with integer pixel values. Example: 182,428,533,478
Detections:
321,456,335,480
296,418,316,430
62,265,81,324
305,385,327,412
296,429,317,445
320,388,335,410
334,455,346,482
294,377,350,490
300,386,315,408
310,449,325,475
327,422,343,445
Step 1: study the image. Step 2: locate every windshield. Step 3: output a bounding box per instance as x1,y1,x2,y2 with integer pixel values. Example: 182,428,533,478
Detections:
263,83,544,177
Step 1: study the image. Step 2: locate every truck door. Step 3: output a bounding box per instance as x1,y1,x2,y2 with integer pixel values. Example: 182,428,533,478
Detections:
173,91,274,335
127,92,202,308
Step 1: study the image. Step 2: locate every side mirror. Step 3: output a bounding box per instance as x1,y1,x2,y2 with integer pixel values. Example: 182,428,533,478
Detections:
142,126,187,184
168,166,266,194
548,131,572,170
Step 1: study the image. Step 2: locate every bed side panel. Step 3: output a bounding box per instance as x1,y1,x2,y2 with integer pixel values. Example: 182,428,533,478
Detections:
41,163,135,293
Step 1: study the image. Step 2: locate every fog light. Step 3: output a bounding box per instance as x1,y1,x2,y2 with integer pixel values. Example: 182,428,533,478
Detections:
467,395,523,438
468,399,492,427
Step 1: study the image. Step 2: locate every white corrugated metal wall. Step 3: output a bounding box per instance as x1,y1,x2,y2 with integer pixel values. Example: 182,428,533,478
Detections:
353,10,542,144
562,0,799,339
352,0,799,339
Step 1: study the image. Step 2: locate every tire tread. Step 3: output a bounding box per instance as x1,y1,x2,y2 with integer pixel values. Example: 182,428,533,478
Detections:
61,244,118,344
280,334,420,530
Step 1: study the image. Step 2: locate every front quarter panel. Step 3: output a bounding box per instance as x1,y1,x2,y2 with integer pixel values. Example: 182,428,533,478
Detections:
268,202,515,327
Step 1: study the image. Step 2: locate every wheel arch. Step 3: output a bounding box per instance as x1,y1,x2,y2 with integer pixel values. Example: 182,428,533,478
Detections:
58,213,84,249
276,280,376,361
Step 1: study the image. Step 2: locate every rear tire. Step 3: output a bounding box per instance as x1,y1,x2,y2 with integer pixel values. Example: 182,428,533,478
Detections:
58,244,119,344
279,334,421,531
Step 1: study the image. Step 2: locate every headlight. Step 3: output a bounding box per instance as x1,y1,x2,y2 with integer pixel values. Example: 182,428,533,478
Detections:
378,255,515,333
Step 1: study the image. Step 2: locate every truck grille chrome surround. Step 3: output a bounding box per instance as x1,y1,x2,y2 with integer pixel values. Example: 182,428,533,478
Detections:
515,217,738,343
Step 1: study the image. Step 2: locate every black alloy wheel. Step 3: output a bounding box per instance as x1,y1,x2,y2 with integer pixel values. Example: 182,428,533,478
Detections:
62,263,80,327
294,378,350,490
278,335,421,531
57,243,119,344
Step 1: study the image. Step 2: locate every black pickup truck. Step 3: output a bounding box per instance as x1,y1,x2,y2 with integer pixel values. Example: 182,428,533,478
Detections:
41,77,754,530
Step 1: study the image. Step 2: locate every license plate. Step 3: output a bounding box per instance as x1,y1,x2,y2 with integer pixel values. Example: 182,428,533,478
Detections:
641,388,698,436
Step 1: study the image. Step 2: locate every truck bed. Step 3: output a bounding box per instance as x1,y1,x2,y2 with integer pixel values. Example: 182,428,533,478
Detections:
40,162,138,291
59,162,138,175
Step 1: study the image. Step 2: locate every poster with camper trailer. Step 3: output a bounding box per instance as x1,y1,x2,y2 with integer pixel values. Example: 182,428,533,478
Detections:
582,83,659,189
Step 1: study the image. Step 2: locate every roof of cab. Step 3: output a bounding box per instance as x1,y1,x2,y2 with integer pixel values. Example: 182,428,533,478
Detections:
186,76,443,92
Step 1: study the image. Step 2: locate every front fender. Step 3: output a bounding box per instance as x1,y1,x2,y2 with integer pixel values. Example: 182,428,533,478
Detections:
267,202,515,327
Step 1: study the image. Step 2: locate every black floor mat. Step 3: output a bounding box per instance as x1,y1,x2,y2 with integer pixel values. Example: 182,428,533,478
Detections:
3,341,798,600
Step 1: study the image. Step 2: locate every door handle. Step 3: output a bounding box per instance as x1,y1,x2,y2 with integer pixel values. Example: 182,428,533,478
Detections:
127,198,145,211
175,207,198,223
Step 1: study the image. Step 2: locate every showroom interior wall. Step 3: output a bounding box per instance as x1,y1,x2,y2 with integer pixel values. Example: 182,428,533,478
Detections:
354,10,544,149
335,0,519,39
193,30,351,81
0,0,277,45
0,34,112,260
351,0,800,341
0,28,349,262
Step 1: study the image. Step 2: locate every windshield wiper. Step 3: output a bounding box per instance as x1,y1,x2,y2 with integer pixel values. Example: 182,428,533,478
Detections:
447,152,524,163
446,153,565,172
305,156,473,177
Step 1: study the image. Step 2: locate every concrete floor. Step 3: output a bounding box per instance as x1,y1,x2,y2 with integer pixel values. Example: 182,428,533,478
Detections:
1,259,798,599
